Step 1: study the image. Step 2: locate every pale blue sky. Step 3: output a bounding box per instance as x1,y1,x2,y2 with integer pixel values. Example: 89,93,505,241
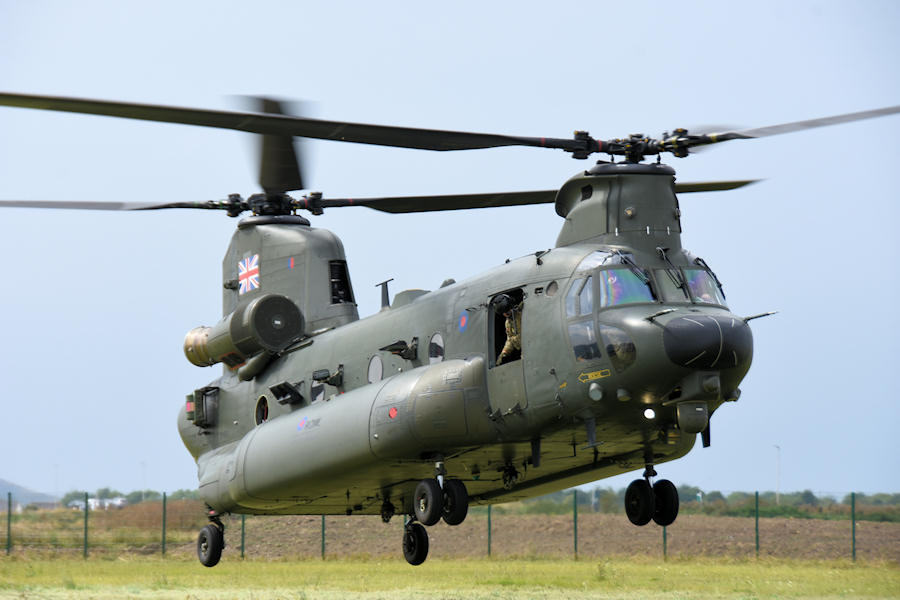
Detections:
0,1,897,498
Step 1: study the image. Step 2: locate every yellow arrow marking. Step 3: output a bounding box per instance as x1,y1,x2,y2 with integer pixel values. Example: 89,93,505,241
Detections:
578,369,611,383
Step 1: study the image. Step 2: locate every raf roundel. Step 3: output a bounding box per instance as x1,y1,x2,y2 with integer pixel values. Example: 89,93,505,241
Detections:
388,406,398,420
457,310,468,333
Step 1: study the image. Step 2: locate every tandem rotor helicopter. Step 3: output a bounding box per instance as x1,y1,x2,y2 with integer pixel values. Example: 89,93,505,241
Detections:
1,93,898,566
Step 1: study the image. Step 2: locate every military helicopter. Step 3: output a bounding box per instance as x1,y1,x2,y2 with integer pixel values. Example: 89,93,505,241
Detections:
1,93,897,567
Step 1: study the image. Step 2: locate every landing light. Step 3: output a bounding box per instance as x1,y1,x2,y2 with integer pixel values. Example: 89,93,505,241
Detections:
643,408,656,420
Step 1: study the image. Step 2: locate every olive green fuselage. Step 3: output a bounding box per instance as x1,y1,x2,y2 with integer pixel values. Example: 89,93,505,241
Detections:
178,165,753,516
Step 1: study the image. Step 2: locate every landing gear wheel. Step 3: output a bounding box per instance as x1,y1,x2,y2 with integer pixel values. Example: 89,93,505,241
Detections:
441,479,469,526
413,479,442,526
625,479,654,526
197,523,223,567
652,479,679,526
402,521,429,565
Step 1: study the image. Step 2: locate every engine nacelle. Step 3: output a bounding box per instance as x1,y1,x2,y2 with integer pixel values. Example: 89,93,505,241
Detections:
184,293,304,368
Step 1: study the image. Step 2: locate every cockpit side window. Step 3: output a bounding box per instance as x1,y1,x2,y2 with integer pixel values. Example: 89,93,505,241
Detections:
684,269,727,306
598,268,655,307
566,277,593,317
575,251,617,272
568,320,602,362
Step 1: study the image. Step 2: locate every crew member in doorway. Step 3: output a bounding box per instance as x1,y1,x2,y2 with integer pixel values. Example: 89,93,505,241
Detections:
495,294,522,365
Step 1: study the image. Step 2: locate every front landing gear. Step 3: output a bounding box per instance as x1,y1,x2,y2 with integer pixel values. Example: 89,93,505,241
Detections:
625,467,679,527
402,520,429,566
197,516,224,567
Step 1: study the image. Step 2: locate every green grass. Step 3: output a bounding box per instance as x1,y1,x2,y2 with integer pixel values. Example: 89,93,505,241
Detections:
0,557,897,599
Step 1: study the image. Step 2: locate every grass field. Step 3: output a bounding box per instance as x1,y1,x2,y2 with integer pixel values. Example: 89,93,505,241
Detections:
1,557,898,599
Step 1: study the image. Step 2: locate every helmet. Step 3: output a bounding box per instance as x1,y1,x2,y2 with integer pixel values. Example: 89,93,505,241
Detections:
493,294,515,315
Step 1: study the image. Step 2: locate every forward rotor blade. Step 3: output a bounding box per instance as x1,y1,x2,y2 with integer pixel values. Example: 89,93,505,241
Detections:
317,190,559,213
256,97,305,193
0,199,225,211
674,180,759,193
733,105,900,138
0,92,569,153
686,105,900,151
313,180,758,214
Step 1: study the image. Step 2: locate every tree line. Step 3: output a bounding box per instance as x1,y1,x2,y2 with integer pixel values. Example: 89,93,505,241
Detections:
59,488,199,507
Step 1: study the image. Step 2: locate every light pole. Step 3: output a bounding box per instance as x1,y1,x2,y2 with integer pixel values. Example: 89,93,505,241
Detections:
140,461,147,502
773,445,781,505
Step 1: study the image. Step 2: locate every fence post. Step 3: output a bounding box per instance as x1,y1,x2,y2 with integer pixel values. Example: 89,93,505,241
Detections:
755,491,759,558
487,505,492,557
161,492,167,556
241,514,246,559
851,492,856,562
83,492,89,559
663,526,667,559
320,515,325,559
573,490,578,559
6,492,11,555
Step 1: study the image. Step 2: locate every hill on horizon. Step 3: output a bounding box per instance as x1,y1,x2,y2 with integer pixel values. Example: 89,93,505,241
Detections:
0,478,58,506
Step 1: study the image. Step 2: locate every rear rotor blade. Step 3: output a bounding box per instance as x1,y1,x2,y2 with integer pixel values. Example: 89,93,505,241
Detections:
256,97,305,193
0,199,230,211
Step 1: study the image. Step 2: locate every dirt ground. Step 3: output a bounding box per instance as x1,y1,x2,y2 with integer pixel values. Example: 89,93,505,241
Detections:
162,513,899,563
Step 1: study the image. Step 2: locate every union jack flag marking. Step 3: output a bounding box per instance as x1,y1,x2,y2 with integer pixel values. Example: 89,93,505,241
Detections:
238,254,260,294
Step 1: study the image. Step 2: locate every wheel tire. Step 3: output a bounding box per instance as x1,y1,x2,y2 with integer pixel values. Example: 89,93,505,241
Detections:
441,480,469,526
197,524,223,567
652,479,680,526
624,479,654,526
413,479,442,526
402,522,429,566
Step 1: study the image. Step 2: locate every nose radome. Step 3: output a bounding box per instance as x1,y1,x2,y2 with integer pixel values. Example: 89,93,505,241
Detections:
663,315,752,369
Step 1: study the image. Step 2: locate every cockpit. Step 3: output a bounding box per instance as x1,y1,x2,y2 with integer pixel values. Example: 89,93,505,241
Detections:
564,250,728,368
568,250,726,309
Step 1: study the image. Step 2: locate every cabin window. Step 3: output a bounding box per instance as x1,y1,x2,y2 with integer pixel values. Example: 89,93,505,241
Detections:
255,396,269,425
684,269,727,306
598,268,655,307
568,320,602,362
367,355,383,383
329,260,355,304
428,333,445,364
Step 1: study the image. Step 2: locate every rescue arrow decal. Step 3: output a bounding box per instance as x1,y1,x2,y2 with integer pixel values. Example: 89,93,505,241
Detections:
578,369,611,383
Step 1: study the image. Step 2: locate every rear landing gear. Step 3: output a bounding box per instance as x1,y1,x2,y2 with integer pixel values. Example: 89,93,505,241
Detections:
625,467,679,528
402,477,470,564
441,479,469,526
413,479,443,525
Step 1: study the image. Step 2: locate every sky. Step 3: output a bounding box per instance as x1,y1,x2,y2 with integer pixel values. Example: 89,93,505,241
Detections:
0,1,898,499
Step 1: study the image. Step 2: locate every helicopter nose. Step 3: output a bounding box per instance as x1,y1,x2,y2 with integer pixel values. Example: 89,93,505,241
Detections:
663,314,752,369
